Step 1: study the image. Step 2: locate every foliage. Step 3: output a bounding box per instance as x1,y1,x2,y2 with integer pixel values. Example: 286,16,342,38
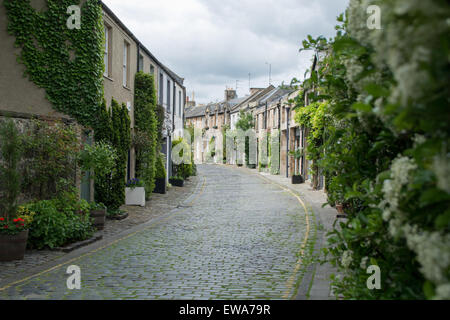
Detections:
297,0,450,299
155,153,167,180
125,178,144,189
3,0,104,129
22,120,81,201
134,72,158,194
25,199,93,250
0,217,29,236
78,141,117,182
89,202,106,211
235,110,255,165
0,119,22,223
94,99,131,210
172,138,193,180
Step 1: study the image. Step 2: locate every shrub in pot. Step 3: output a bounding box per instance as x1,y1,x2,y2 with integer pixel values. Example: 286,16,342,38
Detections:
90,202,106,231
169,176,184,187
0,119,30,261
289,148,304,184
125,179,146,207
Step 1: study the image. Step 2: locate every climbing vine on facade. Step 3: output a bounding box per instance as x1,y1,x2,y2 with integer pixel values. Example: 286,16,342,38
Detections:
4,0,104,128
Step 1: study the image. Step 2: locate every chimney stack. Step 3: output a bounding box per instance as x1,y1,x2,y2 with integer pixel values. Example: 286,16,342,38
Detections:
224,88,237,102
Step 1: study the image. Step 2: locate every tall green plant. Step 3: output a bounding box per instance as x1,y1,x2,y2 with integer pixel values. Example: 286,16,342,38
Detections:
296,0,450,300
95,99,131,210
0,119,22,222
134,72,158,194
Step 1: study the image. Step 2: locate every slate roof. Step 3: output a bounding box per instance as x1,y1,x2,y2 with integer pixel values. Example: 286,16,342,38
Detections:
257,87,296,109
230,85,275,113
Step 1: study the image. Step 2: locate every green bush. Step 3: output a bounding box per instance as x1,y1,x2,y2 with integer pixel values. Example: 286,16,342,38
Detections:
26,198,94,250
172,138,193,180
26,201,69,250
95,99,131,210
0,119,22,222
296,0,450,300
134,72,158,194
155,153,167,179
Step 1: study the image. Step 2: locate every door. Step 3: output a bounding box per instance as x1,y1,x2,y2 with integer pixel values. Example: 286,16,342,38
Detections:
80,130,93,201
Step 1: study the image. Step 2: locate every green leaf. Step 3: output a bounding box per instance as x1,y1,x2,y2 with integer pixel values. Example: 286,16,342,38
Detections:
423,281,435,300
364,83,389,98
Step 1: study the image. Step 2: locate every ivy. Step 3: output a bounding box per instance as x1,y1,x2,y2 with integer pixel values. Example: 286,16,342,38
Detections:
3,0,104,129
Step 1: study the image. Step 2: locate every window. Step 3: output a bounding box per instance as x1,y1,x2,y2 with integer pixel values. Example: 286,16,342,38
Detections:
167,80,171,113
159,73,163,105
179,91,182,116
123,42,129,87
150,65,155,75
138,54,144,72
103,25,111,77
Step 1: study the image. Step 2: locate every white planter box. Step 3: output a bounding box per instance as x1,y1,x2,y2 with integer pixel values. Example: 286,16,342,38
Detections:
125,187,146,207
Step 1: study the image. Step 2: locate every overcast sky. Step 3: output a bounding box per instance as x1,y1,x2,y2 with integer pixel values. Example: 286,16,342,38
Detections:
103,0,349,104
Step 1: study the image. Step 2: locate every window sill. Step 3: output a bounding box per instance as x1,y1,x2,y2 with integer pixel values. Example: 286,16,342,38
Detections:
103,75,114,82
123,85,131,91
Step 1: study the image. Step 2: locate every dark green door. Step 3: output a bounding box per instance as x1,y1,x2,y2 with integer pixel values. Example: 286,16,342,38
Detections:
81,131,93,201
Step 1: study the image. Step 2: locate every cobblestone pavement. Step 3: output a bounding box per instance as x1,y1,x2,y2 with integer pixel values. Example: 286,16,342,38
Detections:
0,177,198,287
0,165,314,300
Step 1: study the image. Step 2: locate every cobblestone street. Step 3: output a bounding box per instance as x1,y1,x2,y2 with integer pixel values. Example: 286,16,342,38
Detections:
0,165,315,300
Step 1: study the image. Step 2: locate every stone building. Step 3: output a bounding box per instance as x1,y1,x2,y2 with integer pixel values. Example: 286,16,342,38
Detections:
0,1,187,201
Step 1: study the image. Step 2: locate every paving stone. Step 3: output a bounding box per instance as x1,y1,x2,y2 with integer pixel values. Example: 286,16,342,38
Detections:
1,165,314,300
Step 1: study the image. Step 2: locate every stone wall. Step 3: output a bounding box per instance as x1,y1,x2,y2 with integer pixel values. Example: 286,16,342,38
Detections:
0,114,85,206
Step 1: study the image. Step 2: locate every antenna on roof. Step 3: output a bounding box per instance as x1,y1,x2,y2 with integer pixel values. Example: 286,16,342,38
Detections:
235,80,240,91
248,73,251,90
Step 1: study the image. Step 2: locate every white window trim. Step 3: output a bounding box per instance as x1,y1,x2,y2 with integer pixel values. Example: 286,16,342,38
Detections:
104,26,109,77
123,42,129,87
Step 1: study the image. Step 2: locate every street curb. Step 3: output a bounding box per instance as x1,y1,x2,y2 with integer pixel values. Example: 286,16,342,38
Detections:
54,235,103,253
0,176,204,291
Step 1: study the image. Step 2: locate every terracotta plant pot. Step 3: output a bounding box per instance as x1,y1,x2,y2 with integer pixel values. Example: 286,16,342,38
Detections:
0,230,29,262
90,209,106,231
336,203,345,214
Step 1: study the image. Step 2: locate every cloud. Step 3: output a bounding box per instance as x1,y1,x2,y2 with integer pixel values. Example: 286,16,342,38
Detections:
102,0,349,103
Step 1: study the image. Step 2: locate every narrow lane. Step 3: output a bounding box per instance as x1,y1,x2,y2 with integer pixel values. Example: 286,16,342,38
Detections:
1,165,313,300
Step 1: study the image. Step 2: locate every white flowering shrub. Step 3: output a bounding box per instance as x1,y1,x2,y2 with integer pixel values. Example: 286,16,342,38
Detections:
298,0,450,299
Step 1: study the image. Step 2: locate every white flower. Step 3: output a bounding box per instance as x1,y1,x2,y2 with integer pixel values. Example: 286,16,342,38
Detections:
435,284,450,300
341,250,353,269
432,151,450,194
360,256,369,269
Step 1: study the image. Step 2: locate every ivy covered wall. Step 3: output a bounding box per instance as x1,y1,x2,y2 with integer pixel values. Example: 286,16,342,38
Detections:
3,0,104,128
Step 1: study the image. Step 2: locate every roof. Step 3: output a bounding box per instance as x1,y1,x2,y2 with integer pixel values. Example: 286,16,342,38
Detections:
230,85,275,114
257,87,296,108
101,2,185,87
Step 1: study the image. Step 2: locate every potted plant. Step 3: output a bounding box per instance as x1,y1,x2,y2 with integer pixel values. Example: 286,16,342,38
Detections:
89,202,107,231
0,119,30,261
154,153,167,194
0,209,34,262
169,176,184,187
125,179,146,207
289,148,304,184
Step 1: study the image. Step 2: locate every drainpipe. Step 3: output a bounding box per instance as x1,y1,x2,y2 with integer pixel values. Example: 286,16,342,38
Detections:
286,105,291,178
